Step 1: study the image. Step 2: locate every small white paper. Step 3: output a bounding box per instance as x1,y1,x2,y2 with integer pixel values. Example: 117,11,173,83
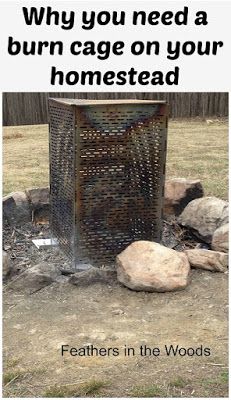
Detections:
32,238,58,250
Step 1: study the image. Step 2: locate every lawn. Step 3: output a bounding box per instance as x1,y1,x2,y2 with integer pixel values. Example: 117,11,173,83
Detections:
3,119,228,199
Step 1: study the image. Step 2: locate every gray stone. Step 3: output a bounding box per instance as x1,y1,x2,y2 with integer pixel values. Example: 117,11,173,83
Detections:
212,224,229,253
116,241,190,292
70,267,116,286
3,191,31,224
164,178,204,217
178,197,228,243
6,263,61,294
185,249,228,272
25,187,49,207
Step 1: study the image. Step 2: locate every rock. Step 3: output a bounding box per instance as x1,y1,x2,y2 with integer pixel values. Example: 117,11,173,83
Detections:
185,249,228,272
116,241,190,292
25,187,49,207
6,263,61,294
212,224,229,253
3,191,31,224
25,187,50,224
178,197,228,243
164,178,203,217
3,250,10,280
70,267,116,286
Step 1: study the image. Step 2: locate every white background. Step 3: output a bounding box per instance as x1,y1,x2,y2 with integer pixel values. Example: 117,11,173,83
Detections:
0,1,230,394
0,0,230,91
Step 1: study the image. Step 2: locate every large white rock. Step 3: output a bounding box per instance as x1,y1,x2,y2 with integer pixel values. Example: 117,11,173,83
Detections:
164,178,203,217
116,241,190,292
178,197,228,243
212,224,229,253
185,249,228,272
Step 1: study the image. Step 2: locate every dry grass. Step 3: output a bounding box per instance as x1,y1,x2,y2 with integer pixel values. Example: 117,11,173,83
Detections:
128,371,228,398
43,380,108,398
166,119,228,199
3,119,228,198
3,124,49,195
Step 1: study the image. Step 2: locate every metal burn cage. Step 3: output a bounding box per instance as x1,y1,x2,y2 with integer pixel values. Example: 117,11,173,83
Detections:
49,98,168,267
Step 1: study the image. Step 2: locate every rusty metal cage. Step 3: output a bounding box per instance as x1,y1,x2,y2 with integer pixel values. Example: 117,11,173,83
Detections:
49,98,168,267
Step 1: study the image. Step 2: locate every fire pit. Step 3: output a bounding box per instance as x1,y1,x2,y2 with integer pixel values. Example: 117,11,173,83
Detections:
49,99,168,266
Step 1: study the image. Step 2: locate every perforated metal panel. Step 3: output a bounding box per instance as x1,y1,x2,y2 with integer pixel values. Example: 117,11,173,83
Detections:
49,99,168,266
49,101,76,258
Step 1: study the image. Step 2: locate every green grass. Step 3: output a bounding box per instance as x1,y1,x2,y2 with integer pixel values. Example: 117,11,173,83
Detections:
169,376,189,388
130,384,167,397
202,371,229,388
43,380,107,398
3,119,228,199
3,370,24,385
220,371,229,383
129,371,228,398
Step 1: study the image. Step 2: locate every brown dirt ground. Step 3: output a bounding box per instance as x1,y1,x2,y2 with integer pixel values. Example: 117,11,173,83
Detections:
2,117,229,397
3,267,228,398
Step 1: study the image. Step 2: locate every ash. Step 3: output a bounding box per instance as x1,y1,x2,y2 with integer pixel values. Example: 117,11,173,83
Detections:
3,219,208,278
3,222,72,276
161,219,208,251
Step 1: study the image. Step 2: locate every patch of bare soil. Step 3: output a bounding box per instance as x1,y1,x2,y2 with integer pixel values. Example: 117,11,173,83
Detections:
3,223,228,398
